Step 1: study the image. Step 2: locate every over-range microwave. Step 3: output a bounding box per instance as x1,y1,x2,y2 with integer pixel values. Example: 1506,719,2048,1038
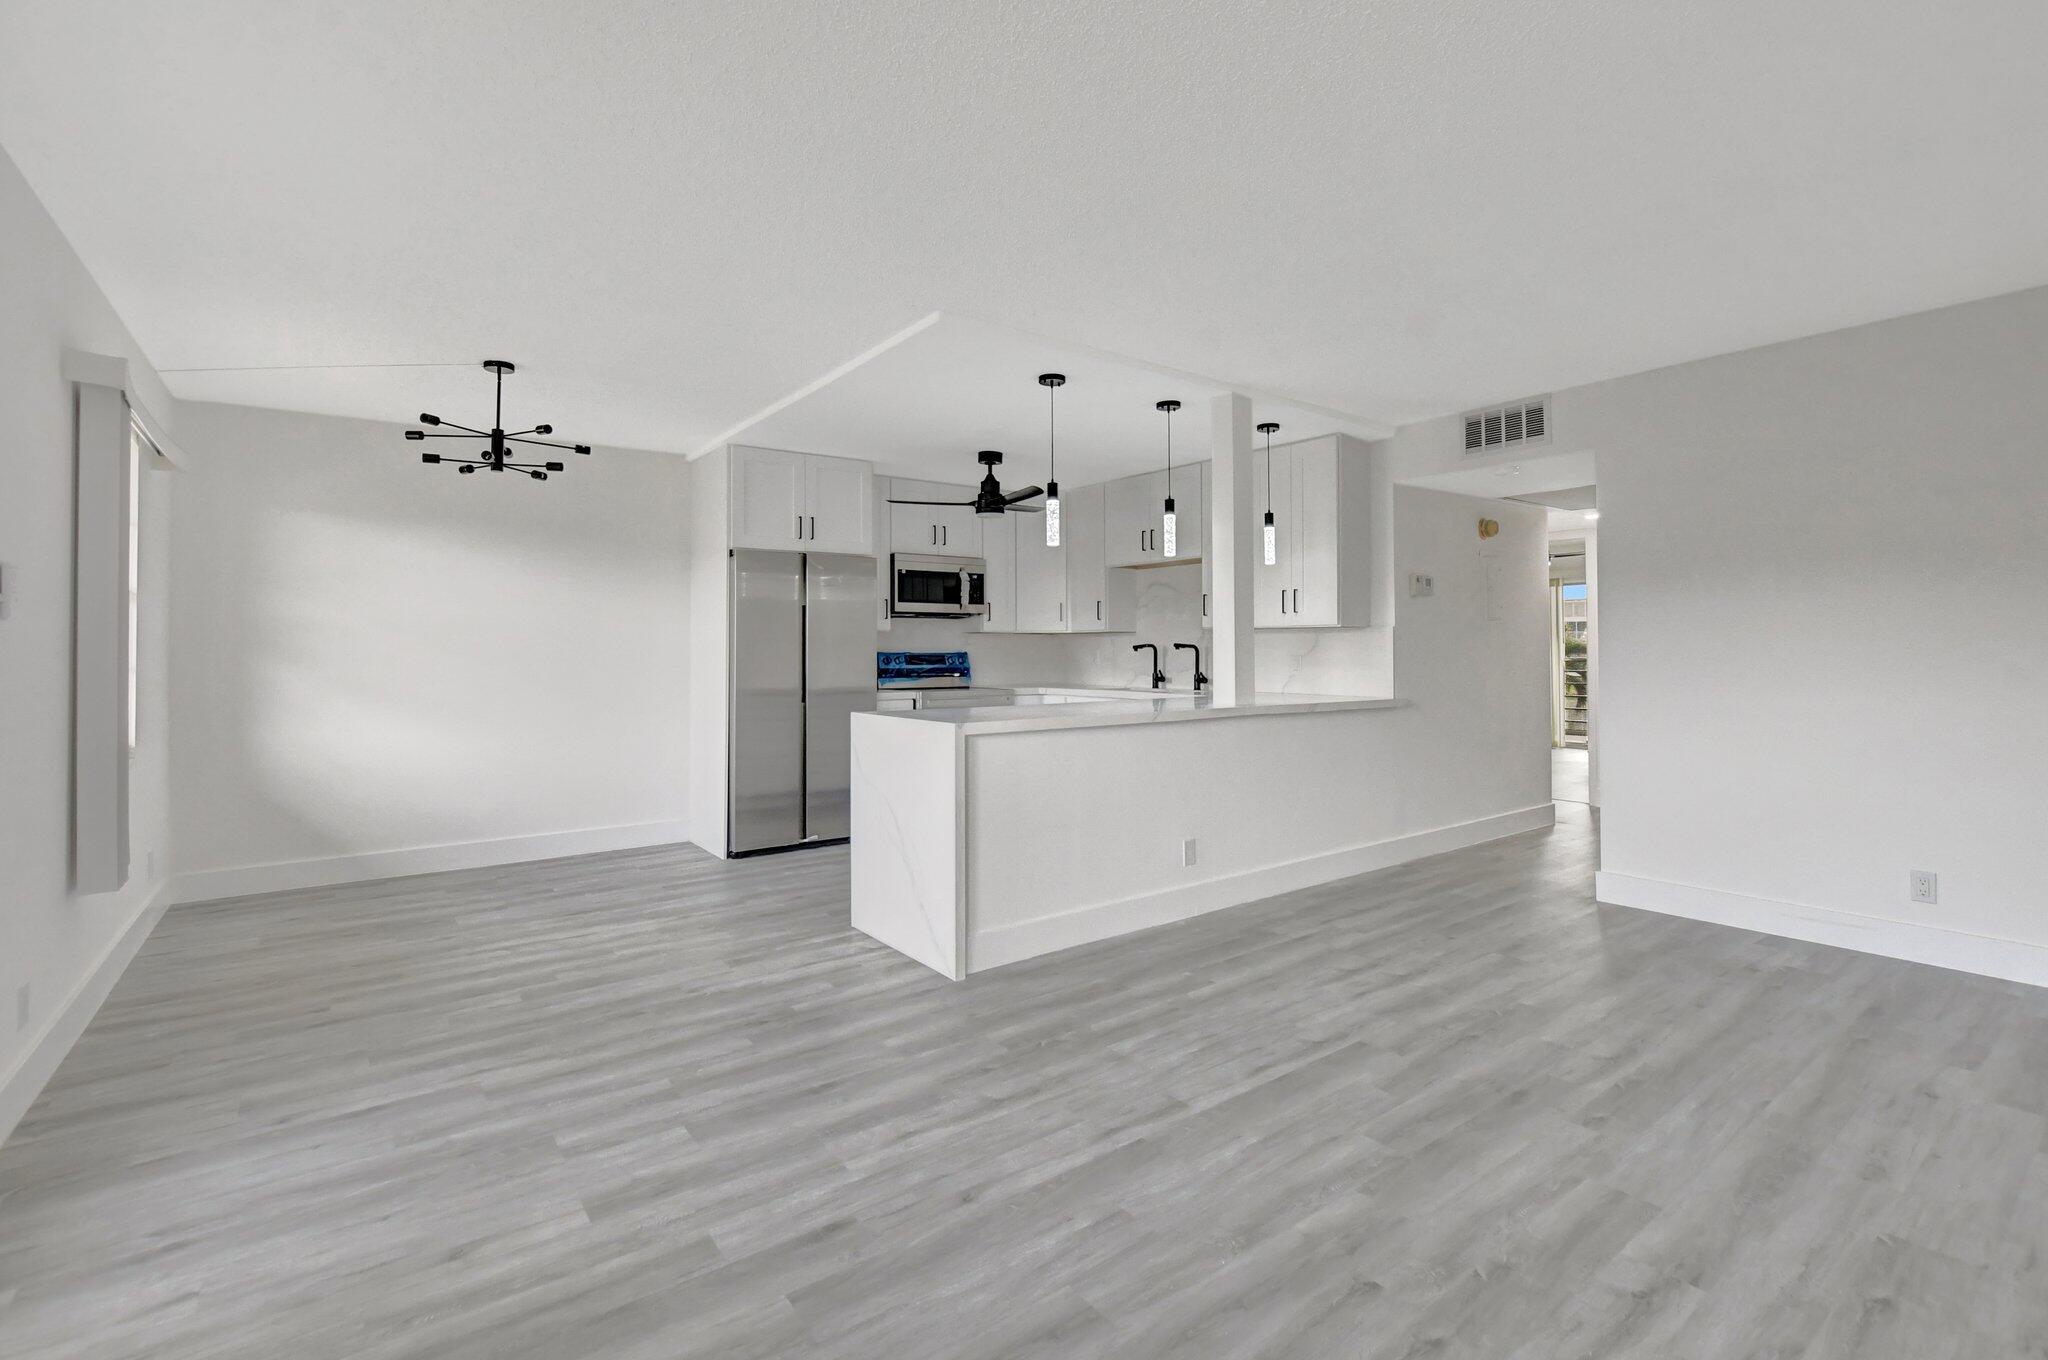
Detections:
889,553,987,618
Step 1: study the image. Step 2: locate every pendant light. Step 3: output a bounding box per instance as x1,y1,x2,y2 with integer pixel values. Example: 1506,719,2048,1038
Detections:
1258,421,1280,565
1156,399,1181,558
1038,373,1064,546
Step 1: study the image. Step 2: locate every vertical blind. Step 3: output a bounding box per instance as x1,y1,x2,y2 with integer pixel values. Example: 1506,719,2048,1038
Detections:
71,376,136,894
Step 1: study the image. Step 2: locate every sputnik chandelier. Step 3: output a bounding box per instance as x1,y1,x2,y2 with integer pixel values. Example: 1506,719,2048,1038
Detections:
405,360,591,480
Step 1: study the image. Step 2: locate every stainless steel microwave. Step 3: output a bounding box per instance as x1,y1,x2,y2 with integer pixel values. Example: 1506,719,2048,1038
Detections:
889,553,987,618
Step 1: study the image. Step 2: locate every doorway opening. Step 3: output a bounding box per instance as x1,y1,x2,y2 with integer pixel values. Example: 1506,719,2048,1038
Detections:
1536,497,1597,806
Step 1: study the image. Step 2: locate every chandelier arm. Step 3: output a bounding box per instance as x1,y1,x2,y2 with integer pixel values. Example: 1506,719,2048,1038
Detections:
427,419,491,436
504,435,581,450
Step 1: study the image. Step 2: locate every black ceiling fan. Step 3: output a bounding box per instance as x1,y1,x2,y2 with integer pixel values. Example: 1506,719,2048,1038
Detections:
888,450,1045,516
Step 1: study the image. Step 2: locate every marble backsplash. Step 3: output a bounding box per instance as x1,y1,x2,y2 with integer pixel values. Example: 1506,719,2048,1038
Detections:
883,563,1393,698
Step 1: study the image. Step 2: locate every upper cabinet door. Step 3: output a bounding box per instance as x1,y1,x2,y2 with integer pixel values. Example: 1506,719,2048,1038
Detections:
888,480,980,553
888,480,950,552
979,510,1016,632
803,454,874,554
1253,445,1292,626
1104,470,1162,568
1064,482,1108,632
1288,437,1341,626
932,502,982,556
1013,516,1066,631
731,446,806,549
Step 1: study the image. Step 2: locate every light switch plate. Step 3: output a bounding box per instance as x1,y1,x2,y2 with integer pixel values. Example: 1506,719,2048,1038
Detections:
1181,838,1197,868
1408,572,1434,597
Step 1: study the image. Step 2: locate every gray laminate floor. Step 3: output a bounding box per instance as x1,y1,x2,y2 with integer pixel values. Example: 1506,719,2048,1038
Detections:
3,804,2045,1359
1553,746,1591,803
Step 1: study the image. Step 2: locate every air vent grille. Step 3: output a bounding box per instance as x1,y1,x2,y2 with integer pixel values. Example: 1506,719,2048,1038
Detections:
1462,398,1550,455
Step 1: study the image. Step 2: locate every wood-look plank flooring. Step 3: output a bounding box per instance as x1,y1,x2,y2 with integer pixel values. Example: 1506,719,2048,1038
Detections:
3,804,2045,1358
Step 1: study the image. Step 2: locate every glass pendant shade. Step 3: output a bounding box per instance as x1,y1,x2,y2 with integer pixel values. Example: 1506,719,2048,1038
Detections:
1039,373,1066,548
1156,398,1181,560
1257,420,1281,567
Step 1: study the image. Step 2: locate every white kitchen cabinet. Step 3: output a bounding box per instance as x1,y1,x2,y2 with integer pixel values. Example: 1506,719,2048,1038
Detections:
1288,437,1342,625
731,446,804,548
1105,465,1206,567
729,444,874,554
1252,444,1293,627
1252,433,1372,628
1105,471,1160,568
1012,512,1066,631
978,510,1017,632
887,480,981,555
1064,483,1133,632
804,454,875,554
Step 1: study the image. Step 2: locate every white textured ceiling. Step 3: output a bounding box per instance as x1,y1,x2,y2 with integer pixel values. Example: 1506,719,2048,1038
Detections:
5,0,2047,466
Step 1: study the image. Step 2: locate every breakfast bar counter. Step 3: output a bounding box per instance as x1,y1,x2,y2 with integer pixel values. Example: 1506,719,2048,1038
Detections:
849,688,1550,981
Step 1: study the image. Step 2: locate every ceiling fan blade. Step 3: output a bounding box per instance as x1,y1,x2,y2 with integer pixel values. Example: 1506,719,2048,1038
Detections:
887,498,976,507
1002,485,1044,504
1007,504,1044,514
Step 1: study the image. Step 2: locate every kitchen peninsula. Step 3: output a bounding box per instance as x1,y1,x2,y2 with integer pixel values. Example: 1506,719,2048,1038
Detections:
850,688,1549,979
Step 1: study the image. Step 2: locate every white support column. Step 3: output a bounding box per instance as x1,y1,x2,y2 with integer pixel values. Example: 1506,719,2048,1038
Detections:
1209,391,1256,704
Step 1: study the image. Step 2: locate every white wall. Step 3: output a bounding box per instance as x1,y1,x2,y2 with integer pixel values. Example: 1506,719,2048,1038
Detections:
169,402,691,899
1591,288,2048,982
1395,285,2048,984
0,148,176,1142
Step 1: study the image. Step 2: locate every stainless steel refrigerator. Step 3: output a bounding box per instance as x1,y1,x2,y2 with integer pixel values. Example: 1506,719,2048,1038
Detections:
728,549,876,854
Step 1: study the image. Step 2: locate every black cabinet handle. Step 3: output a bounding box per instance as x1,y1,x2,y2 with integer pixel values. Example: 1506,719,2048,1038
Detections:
795,513,802,540
1293,587,1300,612
808,515,815,540
1280,589,1288,614
1096,599,1101,621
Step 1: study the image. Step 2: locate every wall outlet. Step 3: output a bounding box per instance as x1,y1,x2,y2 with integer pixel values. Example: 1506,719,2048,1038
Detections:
1408,572,1434,597
1181,838,1198,868
15,983,30,1033
1909,870,1938,905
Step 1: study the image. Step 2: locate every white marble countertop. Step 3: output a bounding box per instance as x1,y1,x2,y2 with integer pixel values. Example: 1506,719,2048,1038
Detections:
853,689,1402,735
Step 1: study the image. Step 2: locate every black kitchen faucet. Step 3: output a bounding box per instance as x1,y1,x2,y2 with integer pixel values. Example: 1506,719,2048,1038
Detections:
1174,642,1209,692
1131,643,1166,689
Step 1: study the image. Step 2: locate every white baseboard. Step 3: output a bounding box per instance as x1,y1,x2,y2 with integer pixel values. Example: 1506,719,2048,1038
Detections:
1,881,172,1149
173,820,695,903
970,803,1557,973
1595,870,2048,990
